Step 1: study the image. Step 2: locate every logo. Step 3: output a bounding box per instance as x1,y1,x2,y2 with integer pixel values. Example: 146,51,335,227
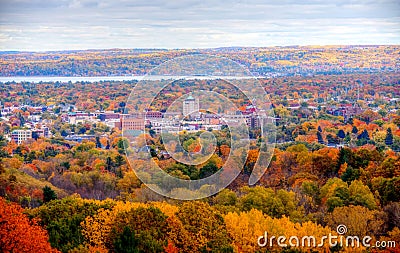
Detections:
336,224,348,235
258,224,396,249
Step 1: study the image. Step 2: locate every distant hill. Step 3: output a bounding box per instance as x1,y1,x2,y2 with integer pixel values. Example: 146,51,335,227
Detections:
0,168,68,207
0,45,398,77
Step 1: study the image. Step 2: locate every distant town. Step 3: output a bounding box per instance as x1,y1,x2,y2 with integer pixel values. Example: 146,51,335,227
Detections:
2,78,398,151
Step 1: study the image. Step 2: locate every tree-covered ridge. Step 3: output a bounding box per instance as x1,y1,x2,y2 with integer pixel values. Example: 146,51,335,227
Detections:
1,45,399,77
1,133,400,251
1,177,399,253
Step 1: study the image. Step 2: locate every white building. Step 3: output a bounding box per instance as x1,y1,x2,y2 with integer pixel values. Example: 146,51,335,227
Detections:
33,126,51,138
183,95,199,117
104,118,121,129
11,129,32,144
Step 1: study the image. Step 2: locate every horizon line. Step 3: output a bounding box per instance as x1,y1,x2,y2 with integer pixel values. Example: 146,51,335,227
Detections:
1,44,399,53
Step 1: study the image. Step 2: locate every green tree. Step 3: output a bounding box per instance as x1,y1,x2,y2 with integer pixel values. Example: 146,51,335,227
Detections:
337,129,345,139
0,135,7,148
348,180,377,210
317,131,324,144
341,165,360,182
95,136,102,148
61,129,68,137
337,147,353,169
385,127,394,146
111,207,168,253
321,178,377,211
0,159,4,174
238,186,299,218
301,181,320,204
43,186,57,203
360,129,369,140
199,161,218,179
29,196,114,253
116,138,129,154
106,156,113,171
113,227,140,253
371,177,400,205
213,189,238,206
326,197,345,212
326,134,338,145
115,154,125,167
320,178,348,212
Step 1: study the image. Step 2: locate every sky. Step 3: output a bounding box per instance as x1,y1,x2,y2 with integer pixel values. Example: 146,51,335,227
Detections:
0,0,399,51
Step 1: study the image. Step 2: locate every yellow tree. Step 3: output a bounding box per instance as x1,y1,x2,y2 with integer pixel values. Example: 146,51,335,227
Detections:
224,209,334,252
327,205,385,239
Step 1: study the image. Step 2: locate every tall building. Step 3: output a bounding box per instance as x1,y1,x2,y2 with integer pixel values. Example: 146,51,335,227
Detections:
183,95,199,117
11,129,32,144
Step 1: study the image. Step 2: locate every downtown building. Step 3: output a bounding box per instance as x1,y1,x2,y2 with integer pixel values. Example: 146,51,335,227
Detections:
11,129,32,144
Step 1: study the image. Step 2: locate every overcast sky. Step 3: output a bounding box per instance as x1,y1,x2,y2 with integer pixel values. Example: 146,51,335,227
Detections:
0,0,399,51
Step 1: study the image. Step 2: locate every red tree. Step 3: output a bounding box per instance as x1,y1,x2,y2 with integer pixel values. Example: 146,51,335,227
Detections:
0,197,59,253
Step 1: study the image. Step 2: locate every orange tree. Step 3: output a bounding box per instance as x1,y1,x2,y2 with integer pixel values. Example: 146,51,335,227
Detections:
0,197,59,253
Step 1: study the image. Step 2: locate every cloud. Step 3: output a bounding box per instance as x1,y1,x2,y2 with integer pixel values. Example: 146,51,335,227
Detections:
0,0,399,50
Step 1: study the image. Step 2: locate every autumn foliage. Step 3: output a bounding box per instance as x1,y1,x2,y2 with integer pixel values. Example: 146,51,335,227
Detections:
0,197,59,253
